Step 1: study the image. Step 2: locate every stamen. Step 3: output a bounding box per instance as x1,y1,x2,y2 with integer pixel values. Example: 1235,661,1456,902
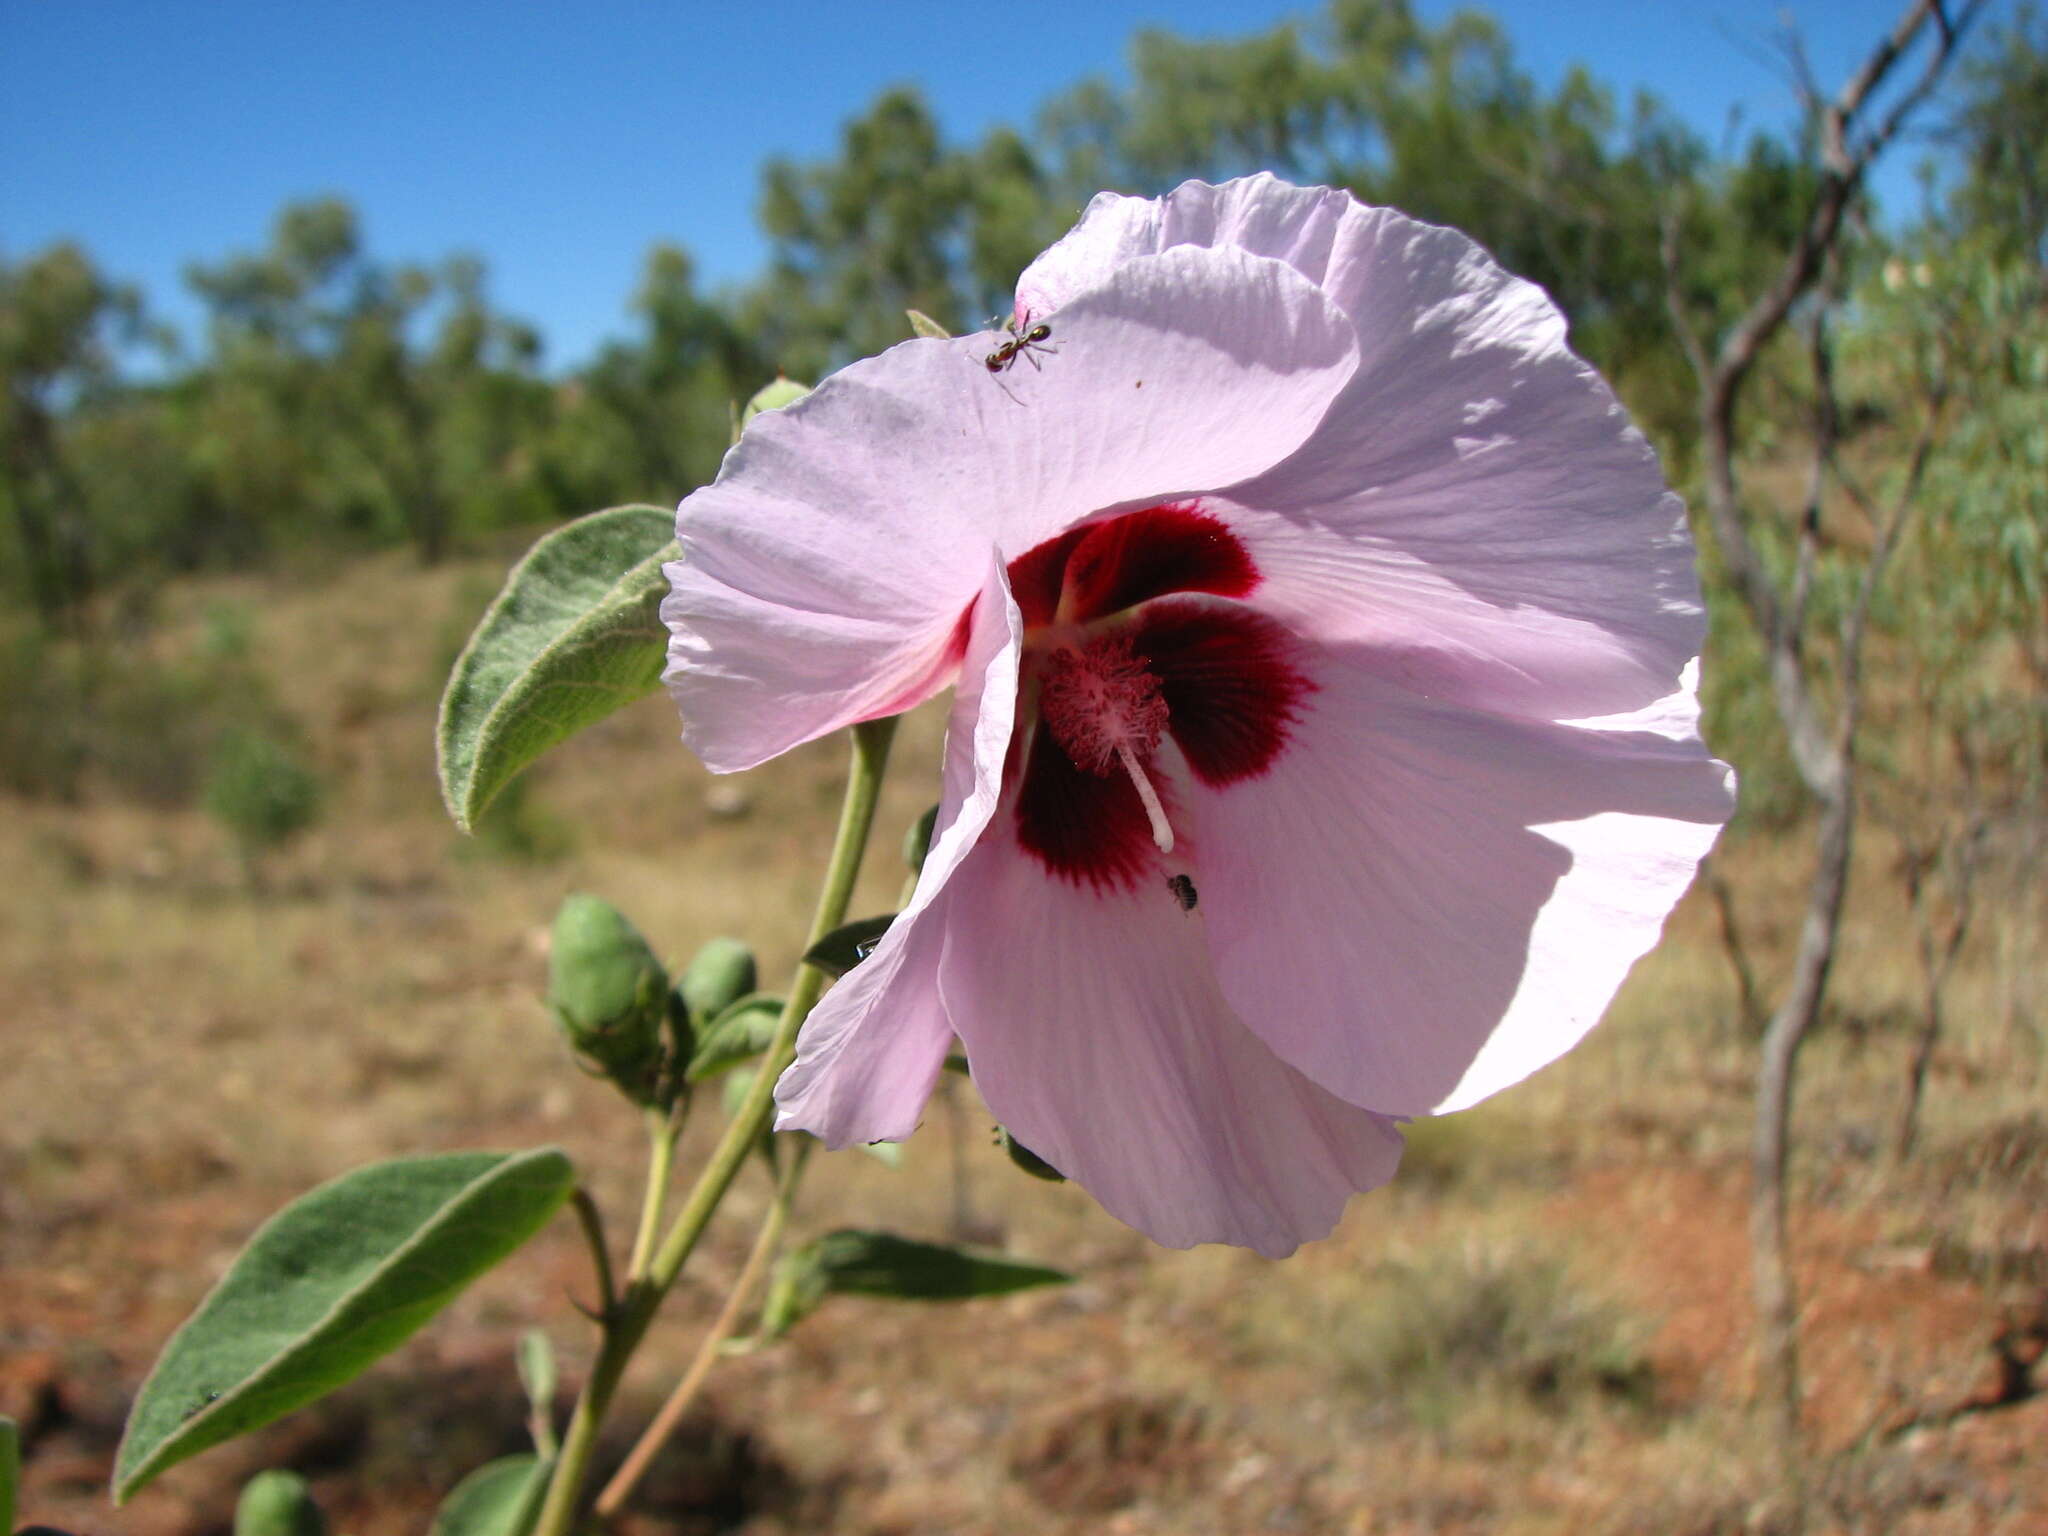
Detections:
1039,633,1176,855
1116,743,1176,854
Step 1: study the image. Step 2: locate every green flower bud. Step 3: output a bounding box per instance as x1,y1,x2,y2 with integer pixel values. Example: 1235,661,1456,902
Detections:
677,936,757,1030
903,803,938,876
235,1470,327,1536
547,893,669,1104
741,375,812,427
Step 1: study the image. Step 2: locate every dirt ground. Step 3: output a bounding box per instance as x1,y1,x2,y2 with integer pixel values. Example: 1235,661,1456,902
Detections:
4,545,2043,1534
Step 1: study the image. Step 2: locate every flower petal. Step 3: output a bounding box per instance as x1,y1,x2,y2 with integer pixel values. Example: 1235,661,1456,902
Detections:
1214,195,1700,720
938,818,1406,1256
1183,650,1733,1117
664,242,1356,772
772,555,1022,1146
1017,174,1359,318
1021,175,1701,721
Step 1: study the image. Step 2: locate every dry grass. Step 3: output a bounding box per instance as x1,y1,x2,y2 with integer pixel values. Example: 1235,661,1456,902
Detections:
2,538,2043,1535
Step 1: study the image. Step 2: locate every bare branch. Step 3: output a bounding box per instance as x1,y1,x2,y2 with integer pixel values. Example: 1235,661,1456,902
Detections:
1709,865,1769,1035
1690,0,1982,801
1787,264,1842,642
1711,1,1980,406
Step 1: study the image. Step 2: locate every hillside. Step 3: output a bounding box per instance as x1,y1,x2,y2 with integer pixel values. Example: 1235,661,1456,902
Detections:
3,537,2043,1535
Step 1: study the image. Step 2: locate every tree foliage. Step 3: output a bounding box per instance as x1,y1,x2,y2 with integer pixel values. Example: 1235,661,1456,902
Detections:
1,0,2036,755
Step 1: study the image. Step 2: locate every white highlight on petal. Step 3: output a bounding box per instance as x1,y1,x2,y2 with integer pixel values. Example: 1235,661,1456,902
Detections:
1116,743,1176,855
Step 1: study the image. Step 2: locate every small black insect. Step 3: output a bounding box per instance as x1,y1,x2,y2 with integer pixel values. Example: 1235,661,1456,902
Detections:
1166,873,1198,912
181,1388,222,1422
982,314,1055,375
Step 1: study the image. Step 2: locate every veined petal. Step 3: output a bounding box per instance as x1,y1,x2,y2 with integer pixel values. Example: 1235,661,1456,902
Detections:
773,555,1022,1146
1222,203,1699,720
1185,649,1733,1117
665,243,1357,772
1017,174,1358,318
1218,486,1700,722
1020,175,1700,721
938,817,1405,1256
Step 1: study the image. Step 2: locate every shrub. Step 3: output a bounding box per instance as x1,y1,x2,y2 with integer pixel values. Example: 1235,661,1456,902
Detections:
203,725,323,873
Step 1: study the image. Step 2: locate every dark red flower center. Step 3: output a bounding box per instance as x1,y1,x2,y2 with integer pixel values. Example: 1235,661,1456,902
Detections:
1001,503,1312,892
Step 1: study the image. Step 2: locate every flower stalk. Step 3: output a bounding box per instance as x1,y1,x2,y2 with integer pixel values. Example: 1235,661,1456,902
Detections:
529,716,897,1536
626,1107,679,1281
596,1136,813,1517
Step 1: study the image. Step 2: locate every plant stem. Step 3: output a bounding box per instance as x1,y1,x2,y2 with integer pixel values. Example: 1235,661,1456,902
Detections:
569,1188,617,1319
595,1137,813,1517
529,717,897,1536
627,1107,679,1281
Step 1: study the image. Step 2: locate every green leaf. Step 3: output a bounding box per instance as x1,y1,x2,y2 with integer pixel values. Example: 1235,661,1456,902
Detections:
427,1455,551,1536
686,994,783,1082
114,1148,576,1503
437,505,677,832
905,309,952,340
1001,1130,1066,1183
801,914,896,979
1,1415,17,1532
234,1469,326,1536
515,1331,556,1457
809,1229,1073,1302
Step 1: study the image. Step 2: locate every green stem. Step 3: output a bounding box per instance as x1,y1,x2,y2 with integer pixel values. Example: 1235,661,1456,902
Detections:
626,1108,678,1281
569,1188,617,1319
530,717,897,1536
594,1138,813,1517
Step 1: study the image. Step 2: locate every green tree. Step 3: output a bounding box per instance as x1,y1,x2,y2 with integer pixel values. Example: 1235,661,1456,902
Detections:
746,87,984,374
186,198,548,563
1944,3,2048,268
552,243,764,509
0,242,141,621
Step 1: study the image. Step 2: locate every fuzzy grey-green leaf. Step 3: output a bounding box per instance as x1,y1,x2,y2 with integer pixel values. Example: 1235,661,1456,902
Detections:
427,1455,551,1536
113,1149,575,1503
438,505,677,831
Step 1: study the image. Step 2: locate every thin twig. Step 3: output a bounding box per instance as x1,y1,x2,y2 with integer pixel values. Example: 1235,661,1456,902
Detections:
1709,865,1768,1035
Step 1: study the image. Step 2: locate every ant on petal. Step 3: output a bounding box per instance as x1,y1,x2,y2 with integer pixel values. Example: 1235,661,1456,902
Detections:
982,312,1056,375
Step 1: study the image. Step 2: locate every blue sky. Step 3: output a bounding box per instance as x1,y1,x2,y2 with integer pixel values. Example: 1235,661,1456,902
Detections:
1,0,1984,370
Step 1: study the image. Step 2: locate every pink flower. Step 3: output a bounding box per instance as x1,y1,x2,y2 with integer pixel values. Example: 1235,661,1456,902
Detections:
663,176,1733,1255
